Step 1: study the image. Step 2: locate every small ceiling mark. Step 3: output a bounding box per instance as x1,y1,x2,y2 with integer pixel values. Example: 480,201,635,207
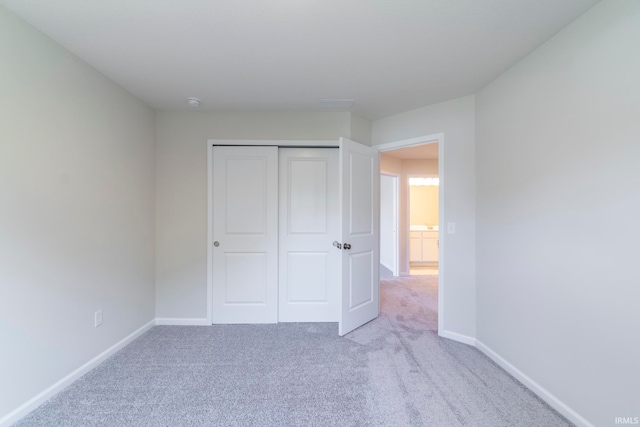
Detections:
320,98,354,110
187,97,201,108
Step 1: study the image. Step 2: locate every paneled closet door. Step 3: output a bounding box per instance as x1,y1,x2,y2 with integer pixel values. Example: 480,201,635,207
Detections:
212,146,278,323
278,148,340,322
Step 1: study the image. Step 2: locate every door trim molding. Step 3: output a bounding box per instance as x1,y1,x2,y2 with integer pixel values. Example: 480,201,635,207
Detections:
379,172,400,277
374,133,446,337
207,139,339,325
208,139,338,147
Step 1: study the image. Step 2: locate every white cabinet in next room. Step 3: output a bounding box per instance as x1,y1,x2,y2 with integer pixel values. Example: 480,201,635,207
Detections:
409,229,438,264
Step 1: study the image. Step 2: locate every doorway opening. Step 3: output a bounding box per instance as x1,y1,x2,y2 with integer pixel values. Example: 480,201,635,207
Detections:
376,133,444,334
408,173,439,277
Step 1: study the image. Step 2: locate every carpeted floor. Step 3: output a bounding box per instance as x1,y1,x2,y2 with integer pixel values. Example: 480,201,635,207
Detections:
15,276,572,426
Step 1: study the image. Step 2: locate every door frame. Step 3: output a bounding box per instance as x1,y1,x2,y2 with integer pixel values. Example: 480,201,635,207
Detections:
207,139,337,324
379,172,400,277
374,133,445,335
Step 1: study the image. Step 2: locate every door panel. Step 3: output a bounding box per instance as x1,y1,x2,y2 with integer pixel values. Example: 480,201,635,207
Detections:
349,251,374,308
279,148,339,322
224,158,269,234
287,252,327,302
224,253,267,303
349,152,374,234
339,138,380,336
212,146,278,323
288,160,328,233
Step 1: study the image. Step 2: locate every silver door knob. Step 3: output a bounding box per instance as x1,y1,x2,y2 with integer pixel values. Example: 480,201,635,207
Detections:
213,241,220,247
343,243,351,250
332,241,342,249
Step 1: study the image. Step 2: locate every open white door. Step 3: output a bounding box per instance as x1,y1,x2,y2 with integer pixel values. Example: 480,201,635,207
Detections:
338,138,380,336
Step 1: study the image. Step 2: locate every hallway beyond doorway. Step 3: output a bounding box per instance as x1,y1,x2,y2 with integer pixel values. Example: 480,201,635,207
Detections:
410,265,438,276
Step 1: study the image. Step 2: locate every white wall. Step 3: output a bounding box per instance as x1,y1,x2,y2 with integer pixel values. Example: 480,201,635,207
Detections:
372,96,476,339
349,113,372,146
475,1,640,426
155,111,351,319
0,6,156,423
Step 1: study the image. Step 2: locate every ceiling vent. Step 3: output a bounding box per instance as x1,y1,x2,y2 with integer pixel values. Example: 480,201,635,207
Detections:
320,98,354,110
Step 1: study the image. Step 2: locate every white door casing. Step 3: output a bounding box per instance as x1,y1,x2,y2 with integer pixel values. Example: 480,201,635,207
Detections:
212,146,278,323
339,138,380,336
380,174,399,276
278,148,340,322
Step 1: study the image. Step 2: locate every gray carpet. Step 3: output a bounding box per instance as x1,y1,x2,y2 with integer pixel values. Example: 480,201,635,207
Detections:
15,275,572,426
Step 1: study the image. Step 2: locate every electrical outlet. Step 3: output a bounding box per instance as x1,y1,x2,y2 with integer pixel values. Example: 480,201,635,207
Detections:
94,310,103,327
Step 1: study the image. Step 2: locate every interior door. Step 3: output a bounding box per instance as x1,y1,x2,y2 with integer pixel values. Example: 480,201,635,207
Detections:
278,148,340,322
212,146,278,323
338,138,380,336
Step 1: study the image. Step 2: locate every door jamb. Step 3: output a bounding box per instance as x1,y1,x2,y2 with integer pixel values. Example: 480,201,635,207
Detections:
374,133,445,335
207,139,338,324
380,171,400,277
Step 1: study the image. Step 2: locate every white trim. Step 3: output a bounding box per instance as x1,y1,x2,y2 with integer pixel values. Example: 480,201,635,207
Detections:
207,142,214,325
375,133,442,152
380,171,400,277
475,340,594,427
439,329,476,346
380,261,394,273
155,318,209,326
375,133,446,336
0,320,155,427
208,139,337,147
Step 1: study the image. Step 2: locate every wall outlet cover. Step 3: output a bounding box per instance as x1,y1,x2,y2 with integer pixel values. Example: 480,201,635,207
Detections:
447,222,456,234
94,310,103,327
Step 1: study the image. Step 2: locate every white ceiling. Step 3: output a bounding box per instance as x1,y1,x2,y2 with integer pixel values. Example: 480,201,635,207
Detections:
1,0,599,120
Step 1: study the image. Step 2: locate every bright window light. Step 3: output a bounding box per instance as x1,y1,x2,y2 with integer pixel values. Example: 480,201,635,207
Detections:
409,177,439,186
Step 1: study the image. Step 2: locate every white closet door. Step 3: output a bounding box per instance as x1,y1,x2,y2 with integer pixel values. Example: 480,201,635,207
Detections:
339,138,380,336
212,146,278,323
278,148,340,322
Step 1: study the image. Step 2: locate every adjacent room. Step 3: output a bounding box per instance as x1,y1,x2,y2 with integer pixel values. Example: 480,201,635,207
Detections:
1,1,638,426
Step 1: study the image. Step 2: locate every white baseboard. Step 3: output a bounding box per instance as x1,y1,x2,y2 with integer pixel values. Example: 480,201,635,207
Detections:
155,318,209,326
439,329,477,346
0,319,155,427
1,319,592,427
475,340,594,427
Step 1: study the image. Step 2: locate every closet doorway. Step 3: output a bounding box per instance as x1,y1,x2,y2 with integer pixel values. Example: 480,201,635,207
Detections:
207,139,380,336
210,145,340,323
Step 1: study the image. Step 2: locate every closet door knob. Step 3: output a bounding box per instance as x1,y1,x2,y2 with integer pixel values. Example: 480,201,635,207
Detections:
343,243,351,250
213,241,220,247
332,241,342,249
